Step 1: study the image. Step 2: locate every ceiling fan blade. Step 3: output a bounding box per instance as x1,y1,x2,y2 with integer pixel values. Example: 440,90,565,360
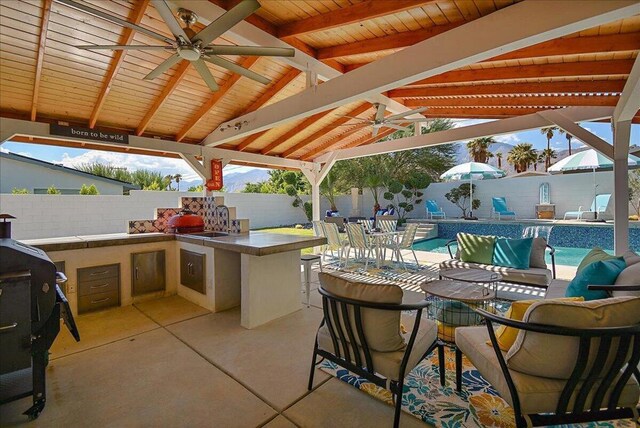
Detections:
56,0,174,45
374,103,386,123
387,118,427,123
151,0,189,42
193,0,260,46
144,54,182,80
192,60,220,91
385,107,428,122
203,45,294,57
372,127,379,137
203,55,270,85
384,123,412,132
76,44,171,51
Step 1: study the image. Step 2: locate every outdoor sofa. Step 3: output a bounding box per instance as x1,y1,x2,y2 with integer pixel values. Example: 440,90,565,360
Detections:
440,233,556,288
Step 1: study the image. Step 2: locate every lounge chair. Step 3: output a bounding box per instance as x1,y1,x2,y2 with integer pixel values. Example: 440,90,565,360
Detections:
563,193,611,220
425,200,446,219
491,197,516,220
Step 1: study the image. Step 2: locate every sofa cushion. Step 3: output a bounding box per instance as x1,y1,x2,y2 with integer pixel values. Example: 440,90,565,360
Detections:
490,297,583,352
543,279,570,299
317,313,437,381
456,326,639,415
493,237,533,269
576,247,616,272
318,272,405,352
623,249,640,267
565,258,626,301
439,259,551,287
529,237,547,269
506,296,640,380
613,262,640,297
457,232,495,265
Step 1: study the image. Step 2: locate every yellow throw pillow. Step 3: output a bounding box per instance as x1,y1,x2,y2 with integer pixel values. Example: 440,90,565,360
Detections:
488,297,584,352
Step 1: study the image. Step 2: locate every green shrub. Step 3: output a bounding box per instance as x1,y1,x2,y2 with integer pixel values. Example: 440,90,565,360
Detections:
79,184,99,195
47,185,61,195
12,188,29,194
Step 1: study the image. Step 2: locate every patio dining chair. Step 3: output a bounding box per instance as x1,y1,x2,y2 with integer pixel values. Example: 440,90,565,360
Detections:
385,223,420,270
312,220,327,253
309,272,444,428
426,200,446,219
322,222,347,265
377,218,397,233
491,197,517,220
344,222,376,269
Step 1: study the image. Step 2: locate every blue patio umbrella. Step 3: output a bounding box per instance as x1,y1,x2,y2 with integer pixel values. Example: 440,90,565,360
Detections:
440,162,506,217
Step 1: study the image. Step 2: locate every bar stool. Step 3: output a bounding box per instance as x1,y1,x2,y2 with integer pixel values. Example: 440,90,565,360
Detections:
301,254,322,307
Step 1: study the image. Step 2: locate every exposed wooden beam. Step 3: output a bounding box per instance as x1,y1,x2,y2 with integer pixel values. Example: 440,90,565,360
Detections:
234,68,302,152
205,1,639,146
278,0,436,39
329,31,640,63
317,23,460,60
415,106,561,117
404,95,619,108
614,54,640,123
300,126,397,160
317,106,615,163
260,110,334,155
88,0,150,128
537,109,614,158
282,103,371,158
346,127,400,149
30,0,52,122
294,123,367,160
408,59,634,86
136,60,190,136
176,57,259,142
388,81,627,98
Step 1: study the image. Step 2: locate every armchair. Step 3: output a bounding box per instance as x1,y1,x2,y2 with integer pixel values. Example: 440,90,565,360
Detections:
455,295,640,427
309,272,444,428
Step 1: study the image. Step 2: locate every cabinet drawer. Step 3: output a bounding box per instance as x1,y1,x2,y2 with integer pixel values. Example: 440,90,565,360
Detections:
78,290,119,313
78,277,119,297
77,264,119,283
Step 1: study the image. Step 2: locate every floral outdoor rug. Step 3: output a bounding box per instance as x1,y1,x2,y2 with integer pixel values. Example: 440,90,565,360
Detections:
320,347,636,428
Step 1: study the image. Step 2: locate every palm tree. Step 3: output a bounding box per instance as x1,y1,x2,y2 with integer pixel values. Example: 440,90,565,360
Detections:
467,137,495,163
540,126,564,151
507,143,538,173
173,174,183,191
495,152,503,169
541,148,557,171
566,133,574,155
164,174,174,191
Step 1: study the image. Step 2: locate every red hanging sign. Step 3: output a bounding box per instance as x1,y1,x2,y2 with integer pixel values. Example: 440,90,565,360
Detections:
205,159,223,191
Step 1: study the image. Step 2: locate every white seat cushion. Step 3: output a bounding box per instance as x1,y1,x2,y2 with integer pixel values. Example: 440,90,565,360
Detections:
318,314,437,381
613,262,640,297
456,326,640,415
544,279,570,299
439,259,552,287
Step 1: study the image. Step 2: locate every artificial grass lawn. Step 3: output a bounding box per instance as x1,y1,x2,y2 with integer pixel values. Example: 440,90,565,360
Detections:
257,227,315,255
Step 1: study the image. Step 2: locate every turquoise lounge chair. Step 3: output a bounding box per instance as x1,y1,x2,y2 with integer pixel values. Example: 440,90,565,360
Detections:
491,197,516,220
563,194,611,220
426,200,446,219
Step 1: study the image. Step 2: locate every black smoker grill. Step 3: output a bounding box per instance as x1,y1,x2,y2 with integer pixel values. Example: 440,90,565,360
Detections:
0,217,79,420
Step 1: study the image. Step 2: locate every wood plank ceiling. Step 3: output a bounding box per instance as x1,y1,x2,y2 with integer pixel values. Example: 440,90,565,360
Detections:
1,0,638,164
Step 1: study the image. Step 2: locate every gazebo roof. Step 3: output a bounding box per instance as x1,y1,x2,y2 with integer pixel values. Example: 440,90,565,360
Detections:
0,0,638,166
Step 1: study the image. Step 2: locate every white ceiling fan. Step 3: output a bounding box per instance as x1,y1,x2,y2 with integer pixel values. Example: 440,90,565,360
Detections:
56,0,295,91
339,103,429,137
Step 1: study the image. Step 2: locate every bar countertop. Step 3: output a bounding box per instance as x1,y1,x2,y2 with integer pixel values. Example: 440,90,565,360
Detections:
22,232,326,256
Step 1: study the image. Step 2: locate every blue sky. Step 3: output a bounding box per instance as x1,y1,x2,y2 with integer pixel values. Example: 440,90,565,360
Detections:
2,120,638,186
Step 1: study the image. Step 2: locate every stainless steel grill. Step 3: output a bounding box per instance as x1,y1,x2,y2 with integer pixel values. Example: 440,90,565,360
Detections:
0,218,79,420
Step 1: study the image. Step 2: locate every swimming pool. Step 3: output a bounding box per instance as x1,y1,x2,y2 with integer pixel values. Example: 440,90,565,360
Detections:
412,238,599,267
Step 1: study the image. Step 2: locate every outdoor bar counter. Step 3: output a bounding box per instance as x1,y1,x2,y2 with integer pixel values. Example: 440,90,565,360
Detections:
23,232,326,329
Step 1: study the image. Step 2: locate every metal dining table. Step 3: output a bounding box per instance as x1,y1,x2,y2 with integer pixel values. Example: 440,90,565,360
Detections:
367,231,401,268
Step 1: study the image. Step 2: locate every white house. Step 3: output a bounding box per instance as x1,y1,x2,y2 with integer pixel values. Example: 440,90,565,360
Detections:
0,152,138,195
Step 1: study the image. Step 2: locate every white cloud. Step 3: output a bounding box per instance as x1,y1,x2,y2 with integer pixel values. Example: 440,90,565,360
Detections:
0,147,32,157
0,147,8,153
451,118,495,128
59,151,201,182
494,133,520,144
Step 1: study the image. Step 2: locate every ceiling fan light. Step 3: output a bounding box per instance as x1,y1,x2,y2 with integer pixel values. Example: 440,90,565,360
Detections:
177,45,201,61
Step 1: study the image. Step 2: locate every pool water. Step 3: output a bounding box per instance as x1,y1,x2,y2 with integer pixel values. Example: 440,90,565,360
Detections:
412,238,602,267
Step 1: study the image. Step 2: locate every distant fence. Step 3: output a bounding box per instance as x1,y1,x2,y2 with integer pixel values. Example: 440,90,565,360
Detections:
0,170,635,240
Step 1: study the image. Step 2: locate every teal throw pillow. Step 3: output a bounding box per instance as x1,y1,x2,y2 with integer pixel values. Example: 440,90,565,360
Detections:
493,237,533,270
565,258,626,301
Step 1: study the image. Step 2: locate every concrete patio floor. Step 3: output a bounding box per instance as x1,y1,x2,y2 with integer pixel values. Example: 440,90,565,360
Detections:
0,268,431,428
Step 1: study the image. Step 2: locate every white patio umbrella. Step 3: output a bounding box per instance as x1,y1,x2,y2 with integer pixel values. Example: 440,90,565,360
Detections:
440,162,507,217
548,148,640,218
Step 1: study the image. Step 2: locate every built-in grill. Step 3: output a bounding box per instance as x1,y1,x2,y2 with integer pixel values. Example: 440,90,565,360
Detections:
0,215,79,420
